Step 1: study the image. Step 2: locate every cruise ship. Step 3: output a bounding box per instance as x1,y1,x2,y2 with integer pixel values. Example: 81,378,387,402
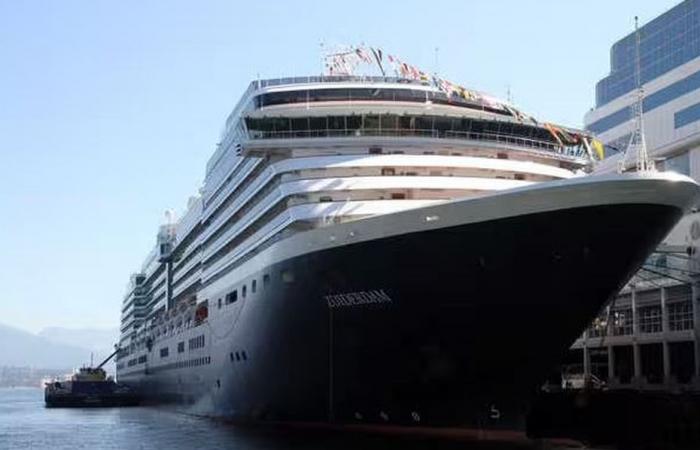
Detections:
116,52,700,434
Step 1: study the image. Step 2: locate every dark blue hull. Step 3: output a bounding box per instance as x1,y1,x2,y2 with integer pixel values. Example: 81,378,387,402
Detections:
120,202,682,431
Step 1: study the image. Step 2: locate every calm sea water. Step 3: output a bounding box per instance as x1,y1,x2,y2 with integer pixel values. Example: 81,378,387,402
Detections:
0,388,569,450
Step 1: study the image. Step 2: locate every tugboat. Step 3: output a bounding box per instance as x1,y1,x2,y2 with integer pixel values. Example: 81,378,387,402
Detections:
44,348,140,407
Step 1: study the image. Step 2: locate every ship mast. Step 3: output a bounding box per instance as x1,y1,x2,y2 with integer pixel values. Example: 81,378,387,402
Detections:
619,16,655,174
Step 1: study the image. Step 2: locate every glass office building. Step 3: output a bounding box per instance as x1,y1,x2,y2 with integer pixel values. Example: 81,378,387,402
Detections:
584,0,700,169
596,0,700,109
575,0,700,392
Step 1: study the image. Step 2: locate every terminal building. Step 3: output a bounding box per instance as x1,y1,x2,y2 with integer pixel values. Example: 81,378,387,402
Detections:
572,0,700,391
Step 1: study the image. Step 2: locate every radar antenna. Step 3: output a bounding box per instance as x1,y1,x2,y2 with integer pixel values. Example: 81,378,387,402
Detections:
619,16,655,173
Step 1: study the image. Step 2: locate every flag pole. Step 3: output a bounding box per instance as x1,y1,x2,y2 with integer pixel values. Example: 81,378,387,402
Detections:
434,47,439,77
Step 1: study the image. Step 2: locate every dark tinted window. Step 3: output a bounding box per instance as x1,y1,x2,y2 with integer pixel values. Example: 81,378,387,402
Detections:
254,87,510,117
675,101,700,129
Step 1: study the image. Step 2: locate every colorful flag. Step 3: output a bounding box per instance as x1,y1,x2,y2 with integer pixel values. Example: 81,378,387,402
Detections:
355,47,372,63
592,139,605,159
544,123,564,148
370,47,386,76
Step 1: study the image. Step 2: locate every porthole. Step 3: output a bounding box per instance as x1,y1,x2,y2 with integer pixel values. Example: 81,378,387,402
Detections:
281,270,295,283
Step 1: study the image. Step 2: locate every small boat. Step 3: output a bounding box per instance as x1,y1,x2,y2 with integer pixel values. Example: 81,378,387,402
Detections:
44,348,140,407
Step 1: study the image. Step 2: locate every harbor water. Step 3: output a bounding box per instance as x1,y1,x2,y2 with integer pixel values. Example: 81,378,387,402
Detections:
0,388,580,450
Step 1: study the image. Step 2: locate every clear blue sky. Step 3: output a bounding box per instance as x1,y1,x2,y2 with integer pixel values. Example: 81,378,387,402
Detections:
0,0,679,333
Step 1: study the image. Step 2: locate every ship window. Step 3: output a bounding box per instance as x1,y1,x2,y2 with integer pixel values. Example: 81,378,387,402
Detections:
328,116,345,130
235,352,241,361
415,116,432,131
263,274,270,286
381,115,397,130
434,117,452,136
226,290,238,304
230,352,234,362
189,334,205,350
271,117,290,133
346,116,361,131
242,351,247,361
218,298,222,309
309,116,326,131
252,279,257,293
363,115,379,130
497,153,508,159
178,342,185,353
160,347,169,358
391,193,406,200
242,285,247,298
291,117,309,135
381,168,395,176
514,173,525,180
319,196,333,203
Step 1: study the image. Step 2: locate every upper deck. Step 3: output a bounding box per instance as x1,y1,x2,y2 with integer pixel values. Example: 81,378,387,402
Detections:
207,76,599,177
226,75,518,130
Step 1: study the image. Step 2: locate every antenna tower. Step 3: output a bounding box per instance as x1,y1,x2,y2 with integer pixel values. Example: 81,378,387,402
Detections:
619,16,655,173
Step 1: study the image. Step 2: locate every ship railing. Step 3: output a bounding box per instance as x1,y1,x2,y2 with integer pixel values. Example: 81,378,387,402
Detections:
246,127,584,158
245,75,428,93
228,77,434,128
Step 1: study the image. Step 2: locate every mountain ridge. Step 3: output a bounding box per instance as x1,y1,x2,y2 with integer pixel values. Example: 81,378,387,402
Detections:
0,323,116,370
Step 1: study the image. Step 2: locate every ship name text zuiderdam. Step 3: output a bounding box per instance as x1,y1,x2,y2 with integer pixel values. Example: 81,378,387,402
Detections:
116,46,699,435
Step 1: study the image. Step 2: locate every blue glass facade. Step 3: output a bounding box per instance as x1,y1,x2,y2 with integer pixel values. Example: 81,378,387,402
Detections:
675,101,700,127
595,0,700,108
587,105,634,134
588,69,700,133
665,151,691,174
